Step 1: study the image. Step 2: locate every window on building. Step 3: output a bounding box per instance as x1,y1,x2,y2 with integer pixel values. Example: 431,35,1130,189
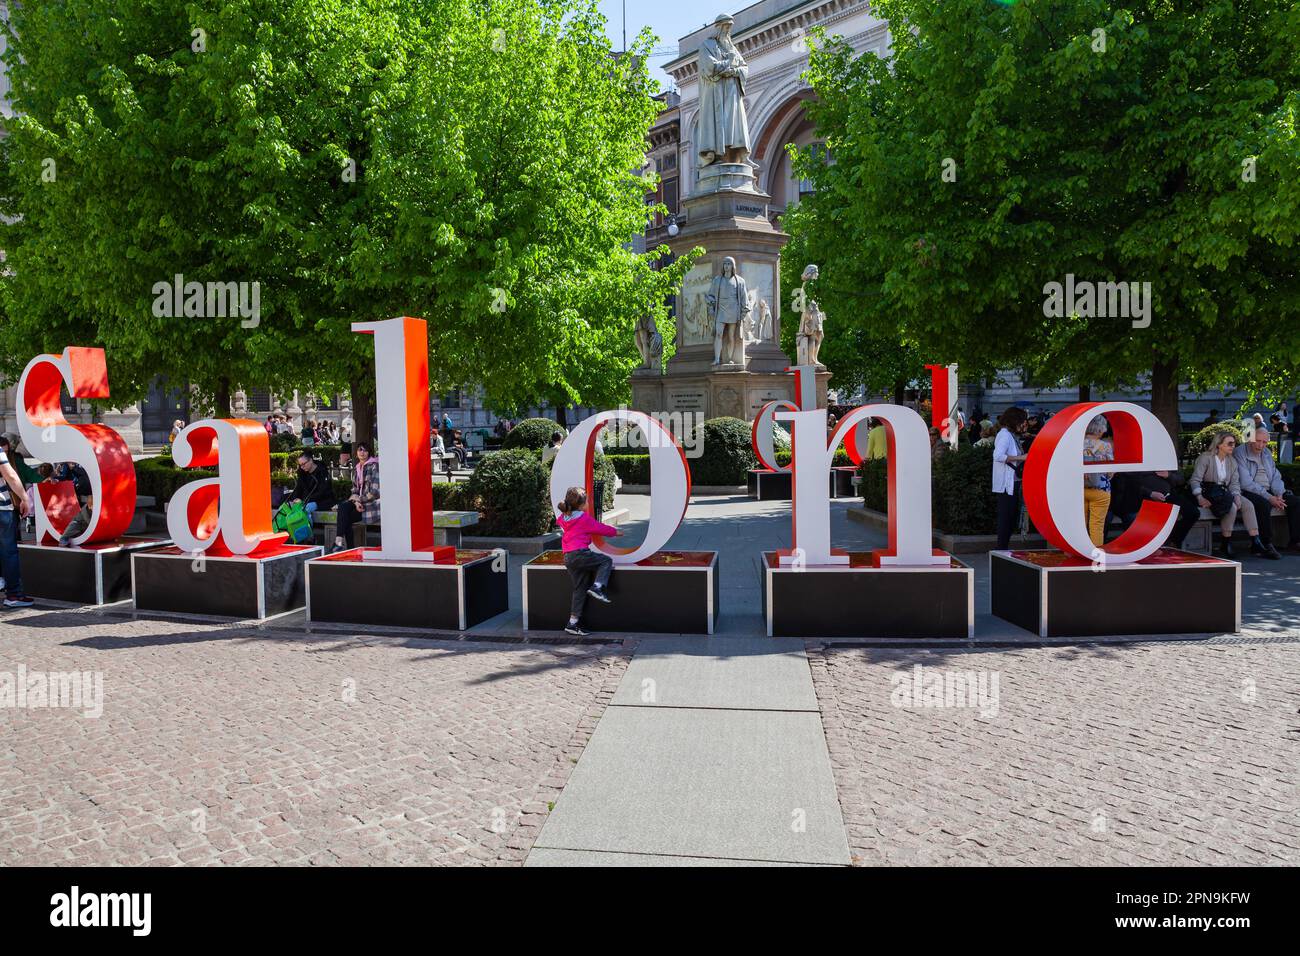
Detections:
247,387,272,413
798,142,829,197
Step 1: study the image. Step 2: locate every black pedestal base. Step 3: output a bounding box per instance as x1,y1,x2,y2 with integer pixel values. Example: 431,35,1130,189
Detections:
990,549,1241,637
18,538,170,605
762,551,973,638
748,469,846,501
306,548,508,630
523,550,718,634
132,545,321,619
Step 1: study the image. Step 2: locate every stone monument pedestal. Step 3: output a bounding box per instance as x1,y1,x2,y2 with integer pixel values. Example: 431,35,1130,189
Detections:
631,166,829,421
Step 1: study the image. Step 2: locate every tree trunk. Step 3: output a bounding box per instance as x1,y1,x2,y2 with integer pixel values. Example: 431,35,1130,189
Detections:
1150,358,1180,445
349,376,377,449
214,377,232,418
1078,384,1091,403
556,404,570,429
893,380,906,405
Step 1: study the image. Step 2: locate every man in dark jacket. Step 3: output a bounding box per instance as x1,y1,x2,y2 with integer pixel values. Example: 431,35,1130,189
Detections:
287,453,337,524
1113,470,1199,549
50,461,94,547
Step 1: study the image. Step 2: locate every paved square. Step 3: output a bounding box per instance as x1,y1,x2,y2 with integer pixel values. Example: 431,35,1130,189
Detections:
809,640,1300,865
0,608,626,866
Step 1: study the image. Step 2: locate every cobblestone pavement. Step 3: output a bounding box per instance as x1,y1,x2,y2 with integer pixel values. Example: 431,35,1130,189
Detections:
0,607,630,866
808,640,1300,865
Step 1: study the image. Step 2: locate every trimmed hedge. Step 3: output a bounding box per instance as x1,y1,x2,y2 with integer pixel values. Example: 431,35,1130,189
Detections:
134,457,217,503
462,448,554,537
859,443,998,536
543,450,617,512
775,448,854,468
1186,421,1246,458
607,453,651,484
432,482,471,511
692,417,759,485
501,417,561,452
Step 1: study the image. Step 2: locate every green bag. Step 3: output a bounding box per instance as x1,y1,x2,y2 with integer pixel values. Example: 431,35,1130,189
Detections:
274,500,313,544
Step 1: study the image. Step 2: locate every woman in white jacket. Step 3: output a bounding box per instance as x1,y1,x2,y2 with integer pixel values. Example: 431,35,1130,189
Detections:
993,407,1029,550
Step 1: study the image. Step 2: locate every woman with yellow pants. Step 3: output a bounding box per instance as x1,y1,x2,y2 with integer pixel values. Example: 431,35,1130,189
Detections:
1083,415,1114,548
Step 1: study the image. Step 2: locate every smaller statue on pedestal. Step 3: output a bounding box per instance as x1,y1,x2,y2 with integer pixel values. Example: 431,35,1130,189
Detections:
796,264,825,367
708,256,750,366
634,314,663,370
756,298,773,342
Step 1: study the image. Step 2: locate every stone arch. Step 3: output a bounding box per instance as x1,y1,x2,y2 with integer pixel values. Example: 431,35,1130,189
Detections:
749,87,819,206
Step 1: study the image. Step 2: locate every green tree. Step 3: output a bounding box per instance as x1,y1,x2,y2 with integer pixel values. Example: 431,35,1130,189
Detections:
793,0,1300,437
0,0,689,439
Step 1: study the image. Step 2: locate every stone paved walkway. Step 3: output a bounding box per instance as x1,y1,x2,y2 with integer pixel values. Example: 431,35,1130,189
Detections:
809,641,1300,865
2,494,1297,865
0,608,629,866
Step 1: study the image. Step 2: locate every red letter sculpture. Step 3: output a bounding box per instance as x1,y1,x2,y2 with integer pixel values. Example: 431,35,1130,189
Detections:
167,420,287,556
1023,401,1178,565
351,317,438,561
16,347,136,545
780,405,946,567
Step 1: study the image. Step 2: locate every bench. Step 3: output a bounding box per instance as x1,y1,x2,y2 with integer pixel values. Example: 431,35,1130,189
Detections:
1185,504,1286,553
432,451,460,480
311,509,480,549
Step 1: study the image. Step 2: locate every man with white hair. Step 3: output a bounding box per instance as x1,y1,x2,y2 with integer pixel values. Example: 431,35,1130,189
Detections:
1234,427,1300,556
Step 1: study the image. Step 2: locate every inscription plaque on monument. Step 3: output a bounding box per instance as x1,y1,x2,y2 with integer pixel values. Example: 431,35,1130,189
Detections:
668,388,708,412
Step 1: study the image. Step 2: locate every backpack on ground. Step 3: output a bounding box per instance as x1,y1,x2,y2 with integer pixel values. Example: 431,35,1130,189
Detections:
273,500,313,544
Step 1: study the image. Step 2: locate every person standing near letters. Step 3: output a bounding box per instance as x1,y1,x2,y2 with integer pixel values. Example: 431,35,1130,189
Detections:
993,407,1029,550
0,443,33,608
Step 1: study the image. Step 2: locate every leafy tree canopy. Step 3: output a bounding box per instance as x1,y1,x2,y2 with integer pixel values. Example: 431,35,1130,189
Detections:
792,0,1300,431
0,0,691,425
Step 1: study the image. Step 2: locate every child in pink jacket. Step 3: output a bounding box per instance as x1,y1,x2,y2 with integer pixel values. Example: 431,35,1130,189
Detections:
557,486,620,636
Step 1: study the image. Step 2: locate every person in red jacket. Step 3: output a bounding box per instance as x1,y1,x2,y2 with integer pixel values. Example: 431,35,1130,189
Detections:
557,486,621,636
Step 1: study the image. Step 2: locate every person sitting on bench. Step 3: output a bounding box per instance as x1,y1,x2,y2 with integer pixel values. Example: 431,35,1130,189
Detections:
448,430,468,468
1189,431,1263,559
1113,470,1199,550
335,442,379,552
1235,426,1300,556
286,452,336,525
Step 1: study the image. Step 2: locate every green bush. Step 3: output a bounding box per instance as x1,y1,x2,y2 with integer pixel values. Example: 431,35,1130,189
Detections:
269,431,300,453
692,417,758,485
1186,421,1247,458
432,482,471,511
501,417,561,451
607,453,651,484
593,453,617,512
133,458,217,504
932,444,999,535
462,449,553,537
542,450,617,511
858,458,889,513
775,448,853,468
858,444,998,535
